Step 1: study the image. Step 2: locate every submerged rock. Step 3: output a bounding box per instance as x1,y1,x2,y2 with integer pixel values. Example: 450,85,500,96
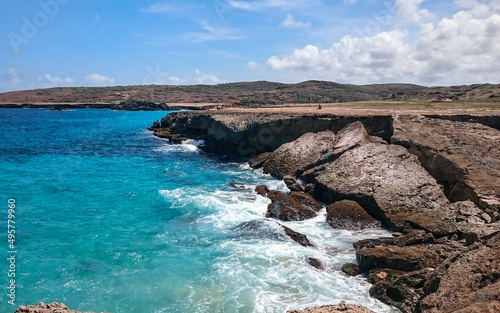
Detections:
287,301,377,313
14,302,105,313
342,263,363,276
234,219,313,247
326,200,381,231
307,257,325,270
266,190,323,221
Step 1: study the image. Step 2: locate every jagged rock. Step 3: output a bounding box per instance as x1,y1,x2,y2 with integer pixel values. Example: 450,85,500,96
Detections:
255,185,269,197
151,120,161,128
266,190,323,221
249,122,385,179
233,219,312,246
249,130,336,178
342,263,363,276
392,115,500,217
310,143,457,235
281,223,313,247
287,301,377,313
418,231,500,312
283,175,305,192
159,111,393,157
307,257,325,270
330,121,386,156
356,244,443,272
393,229,434,247
14,302,104,313
326,200,381,230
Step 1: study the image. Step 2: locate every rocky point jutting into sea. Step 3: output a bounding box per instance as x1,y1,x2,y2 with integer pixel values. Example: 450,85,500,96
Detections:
149,109,500,313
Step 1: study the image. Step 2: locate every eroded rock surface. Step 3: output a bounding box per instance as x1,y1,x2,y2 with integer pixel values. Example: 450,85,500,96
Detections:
392,115,500,218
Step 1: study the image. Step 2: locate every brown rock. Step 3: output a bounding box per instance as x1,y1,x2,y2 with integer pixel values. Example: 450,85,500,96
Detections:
311,143,457,236
331,121,385,156
249,130,336,178
281,223,313,247
255,185,269,197
392,115,500,217
307,257,325,270
14,302,105,313
287,301,377,313
326,200,381,230
266,190,323,221
418,231,500,313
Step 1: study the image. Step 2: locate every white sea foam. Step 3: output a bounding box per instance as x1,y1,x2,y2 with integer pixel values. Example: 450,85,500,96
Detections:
158,169,399,313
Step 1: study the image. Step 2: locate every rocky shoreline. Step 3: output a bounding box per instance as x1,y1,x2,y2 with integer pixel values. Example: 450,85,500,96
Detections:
152,110,500,313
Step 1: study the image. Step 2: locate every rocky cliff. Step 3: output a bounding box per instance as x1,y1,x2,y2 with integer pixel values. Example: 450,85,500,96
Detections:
156,111,393,157
153,109,500,313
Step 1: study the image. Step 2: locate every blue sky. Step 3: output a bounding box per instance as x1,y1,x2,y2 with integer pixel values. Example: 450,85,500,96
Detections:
1,0,500,92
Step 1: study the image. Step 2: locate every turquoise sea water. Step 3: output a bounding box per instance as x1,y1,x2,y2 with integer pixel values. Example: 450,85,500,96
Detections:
0,109,398,313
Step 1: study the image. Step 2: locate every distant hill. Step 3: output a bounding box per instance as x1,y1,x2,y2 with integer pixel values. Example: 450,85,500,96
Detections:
0,80,499,107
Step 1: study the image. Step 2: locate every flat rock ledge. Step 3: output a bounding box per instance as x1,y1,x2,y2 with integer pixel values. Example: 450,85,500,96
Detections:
14,302,105,313
287,301,377,313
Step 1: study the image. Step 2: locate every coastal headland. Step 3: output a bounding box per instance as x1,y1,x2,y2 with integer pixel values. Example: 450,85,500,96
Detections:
151,106,500,313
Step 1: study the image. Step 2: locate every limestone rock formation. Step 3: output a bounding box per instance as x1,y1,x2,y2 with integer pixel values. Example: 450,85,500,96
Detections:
249,130,336,178
287,301,377,313
326,200,382,231
310,143,455,234
249,121,384,178
392,115,500,218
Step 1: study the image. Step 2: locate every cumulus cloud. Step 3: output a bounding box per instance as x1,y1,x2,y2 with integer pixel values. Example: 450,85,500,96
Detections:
85,73,115,85
39,74,75,85
395,0,433,22
0,67,23,91
247,61,259,70
195,69,221,84
281,14,311,29
267,1,500,85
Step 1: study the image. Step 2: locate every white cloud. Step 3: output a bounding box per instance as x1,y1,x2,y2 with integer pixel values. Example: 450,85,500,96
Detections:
0,67,23,91
267,1,500,85
168,76,185,84
395,0,433,22
195,69,221,84
281,14,311,29
247,61,259,70
39,74,75,85
85,73,115,85
185,22,241,43
344,0,358,4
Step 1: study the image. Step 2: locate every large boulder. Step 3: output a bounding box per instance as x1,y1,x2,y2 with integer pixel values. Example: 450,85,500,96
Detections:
287,301,377,313
326,200,382,230
266,190,323,221
249,121,384,178
249,130,336,178
309,143,456,235
392,115,500,218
